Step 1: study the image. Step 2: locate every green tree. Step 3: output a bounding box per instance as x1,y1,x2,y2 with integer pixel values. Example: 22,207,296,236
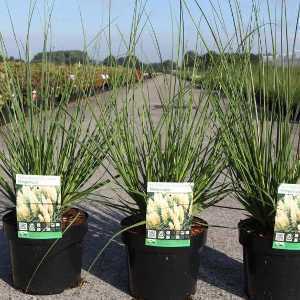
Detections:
116,56,126,65
162,60,177,72
199,51,219,69
31,50,91,64
117,55,140,68
183,51,199,68
102,55,117,66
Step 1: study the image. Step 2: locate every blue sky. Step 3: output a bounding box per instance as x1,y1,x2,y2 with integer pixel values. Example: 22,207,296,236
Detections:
0,0,299,62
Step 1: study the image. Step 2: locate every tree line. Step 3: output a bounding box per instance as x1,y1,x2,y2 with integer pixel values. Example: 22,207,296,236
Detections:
183,50,262,70
1,50,262,73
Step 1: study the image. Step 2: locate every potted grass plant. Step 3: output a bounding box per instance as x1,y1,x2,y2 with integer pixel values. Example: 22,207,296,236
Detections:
214,62,300,299
0,48,109,294
214,59,300,300
86,3,225,298
184,0,300,298
91,67,225,299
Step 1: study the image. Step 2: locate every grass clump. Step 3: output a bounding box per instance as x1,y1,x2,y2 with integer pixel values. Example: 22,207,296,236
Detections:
183,0,300,232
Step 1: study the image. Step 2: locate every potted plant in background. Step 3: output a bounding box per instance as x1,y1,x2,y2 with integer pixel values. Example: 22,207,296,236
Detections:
0,51,109,294
188,0,300,298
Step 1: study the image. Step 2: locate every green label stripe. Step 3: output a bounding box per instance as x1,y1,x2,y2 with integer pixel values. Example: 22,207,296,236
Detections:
145,239,190,247
18,231,62,239
272,241,300,250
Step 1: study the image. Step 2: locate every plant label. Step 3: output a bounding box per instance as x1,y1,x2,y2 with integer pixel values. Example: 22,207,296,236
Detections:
145,182,193,247
273,184,300,250
16,174,62,239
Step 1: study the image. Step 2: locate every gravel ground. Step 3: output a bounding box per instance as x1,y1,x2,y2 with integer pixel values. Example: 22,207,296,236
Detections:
0,76,247,299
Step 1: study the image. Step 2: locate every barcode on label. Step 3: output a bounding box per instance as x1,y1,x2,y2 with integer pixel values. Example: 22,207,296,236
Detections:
147,230,157,239
18,222,27,231
275,232,285,242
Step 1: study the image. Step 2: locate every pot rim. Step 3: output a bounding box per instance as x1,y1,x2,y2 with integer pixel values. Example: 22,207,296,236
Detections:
2,207,88,224
121,213,208,236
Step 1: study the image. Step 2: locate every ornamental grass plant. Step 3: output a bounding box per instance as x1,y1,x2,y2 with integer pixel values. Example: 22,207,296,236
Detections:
0,4,116,295
95,83,225,218
0,6,109,213
0,59,109,212
184,0,300,233
92,0,226,220
86,7,230,297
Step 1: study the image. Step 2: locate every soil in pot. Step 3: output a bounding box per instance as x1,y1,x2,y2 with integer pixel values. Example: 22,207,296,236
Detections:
239,218,300,300
2,207,88,295
121,214,207,300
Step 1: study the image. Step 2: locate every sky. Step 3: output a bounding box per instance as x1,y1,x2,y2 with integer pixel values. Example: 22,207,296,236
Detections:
0,0,299,62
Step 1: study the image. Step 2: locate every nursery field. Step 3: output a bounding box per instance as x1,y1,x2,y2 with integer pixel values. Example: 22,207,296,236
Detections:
0,62,138,110
184,64,300,109
0,76,245,300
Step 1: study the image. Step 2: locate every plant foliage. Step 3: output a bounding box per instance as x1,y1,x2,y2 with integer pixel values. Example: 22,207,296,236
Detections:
184,0,300,232
0,45,109,210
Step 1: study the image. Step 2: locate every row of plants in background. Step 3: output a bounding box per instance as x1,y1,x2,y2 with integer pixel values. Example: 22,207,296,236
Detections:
0,61,141,113
182,60,300,120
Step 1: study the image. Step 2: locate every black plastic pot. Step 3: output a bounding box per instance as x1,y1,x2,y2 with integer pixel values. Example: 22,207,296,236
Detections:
2,208,88,295
239,218,300,300
121,214,207,300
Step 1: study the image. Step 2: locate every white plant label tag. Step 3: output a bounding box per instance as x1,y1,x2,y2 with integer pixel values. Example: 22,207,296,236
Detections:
145,182,193,247
273,183,300,250
16,174,62,239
